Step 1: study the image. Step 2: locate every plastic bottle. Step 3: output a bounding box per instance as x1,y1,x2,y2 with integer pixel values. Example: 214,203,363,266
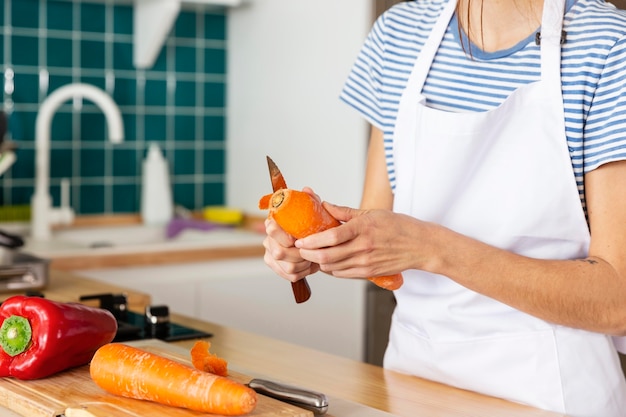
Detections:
141,143,173,225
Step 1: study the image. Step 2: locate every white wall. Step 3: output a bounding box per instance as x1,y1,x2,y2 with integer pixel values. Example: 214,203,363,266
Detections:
226,0,373,214
222,0,375,361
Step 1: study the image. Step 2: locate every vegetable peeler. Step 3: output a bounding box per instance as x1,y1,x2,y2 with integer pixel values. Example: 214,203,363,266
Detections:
266,156,312,304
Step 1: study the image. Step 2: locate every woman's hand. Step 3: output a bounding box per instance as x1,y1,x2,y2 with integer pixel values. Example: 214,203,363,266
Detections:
294,202,427,279
261,188,321,282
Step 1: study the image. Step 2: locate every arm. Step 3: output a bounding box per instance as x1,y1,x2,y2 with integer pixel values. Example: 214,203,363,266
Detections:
299,156,626,335
431,160,626,334
360,126,393,211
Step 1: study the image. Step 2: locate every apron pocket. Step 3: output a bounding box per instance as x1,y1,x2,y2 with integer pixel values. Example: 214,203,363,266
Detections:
385,320,566,413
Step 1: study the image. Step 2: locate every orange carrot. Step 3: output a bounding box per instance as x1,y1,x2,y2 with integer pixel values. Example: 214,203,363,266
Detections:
190,340,228,377
90,343,257,416
259,188,340,237
259,188,403,290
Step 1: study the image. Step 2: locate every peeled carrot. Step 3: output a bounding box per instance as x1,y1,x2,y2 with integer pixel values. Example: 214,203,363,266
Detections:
259,188,403,290
190,340,228,377
90,343,257,416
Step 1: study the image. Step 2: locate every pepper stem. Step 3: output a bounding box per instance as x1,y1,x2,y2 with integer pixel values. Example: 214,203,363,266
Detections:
0,315,32,356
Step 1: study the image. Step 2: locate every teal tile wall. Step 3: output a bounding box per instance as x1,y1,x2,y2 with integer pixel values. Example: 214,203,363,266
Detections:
0,0,227,215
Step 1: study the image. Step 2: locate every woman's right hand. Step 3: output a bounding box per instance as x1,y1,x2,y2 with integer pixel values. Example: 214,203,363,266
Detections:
263,217,321,282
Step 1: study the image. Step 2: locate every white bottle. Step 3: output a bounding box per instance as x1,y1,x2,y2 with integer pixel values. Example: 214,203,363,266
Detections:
141,143,173,225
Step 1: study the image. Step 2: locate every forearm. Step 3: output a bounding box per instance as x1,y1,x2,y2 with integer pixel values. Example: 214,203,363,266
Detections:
423,222,626,335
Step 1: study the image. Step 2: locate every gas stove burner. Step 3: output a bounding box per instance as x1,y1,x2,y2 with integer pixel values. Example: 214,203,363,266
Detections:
79,293,212,342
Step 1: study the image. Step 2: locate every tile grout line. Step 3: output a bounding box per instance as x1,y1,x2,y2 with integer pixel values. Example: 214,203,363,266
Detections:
1,0,13,204
195,10,205,210
71,0,82,213
103,0,115,214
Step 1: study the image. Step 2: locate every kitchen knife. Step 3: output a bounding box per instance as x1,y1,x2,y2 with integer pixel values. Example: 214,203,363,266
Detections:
266,156,312,304
248,378,328,415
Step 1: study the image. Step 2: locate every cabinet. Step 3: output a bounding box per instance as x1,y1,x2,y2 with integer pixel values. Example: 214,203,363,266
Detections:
76,257,369,361
133,0,243,68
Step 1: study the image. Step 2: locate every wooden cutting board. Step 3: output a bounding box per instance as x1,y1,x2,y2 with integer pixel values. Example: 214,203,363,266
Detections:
0,339,312,417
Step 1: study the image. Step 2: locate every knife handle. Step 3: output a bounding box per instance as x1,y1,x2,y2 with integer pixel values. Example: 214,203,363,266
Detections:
291,278,311,303
248,378,328,415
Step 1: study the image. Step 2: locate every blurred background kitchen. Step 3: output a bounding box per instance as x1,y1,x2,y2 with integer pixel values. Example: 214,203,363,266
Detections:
0,0,624,367
0,0,390,365
0,0,377,218
0,0,226,215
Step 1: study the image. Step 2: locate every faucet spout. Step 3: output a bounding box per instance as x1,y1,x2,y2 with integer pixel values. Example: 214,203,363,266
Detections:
31,83,125,240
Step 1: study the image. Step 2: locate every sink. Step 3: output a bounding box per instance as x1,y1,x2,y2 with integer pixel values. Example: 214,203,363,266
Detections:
53,224,168,248
12,222,265,258
51,225,263,250
52,224,264,249
0,249,49,292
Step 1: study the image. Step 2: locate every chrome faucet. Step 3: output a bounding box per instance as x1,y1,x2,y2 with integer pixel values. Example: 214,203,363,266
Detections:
31,83,124,240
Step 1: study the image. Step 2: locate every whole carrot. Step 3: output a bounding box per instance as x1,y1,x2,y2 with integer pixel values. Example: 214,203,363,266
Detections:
259,189,403,290
90,343,257,416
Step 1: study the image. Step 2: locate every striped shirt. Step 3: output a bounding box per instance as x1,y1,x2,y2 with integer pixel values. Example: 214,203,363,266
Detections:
340,0,626,208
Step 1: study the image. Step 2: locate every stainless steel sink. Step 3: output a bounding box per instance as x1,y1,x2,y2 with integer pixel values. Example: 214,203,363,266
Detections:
0,221,264,259
48,224,264,251
0,249,49,292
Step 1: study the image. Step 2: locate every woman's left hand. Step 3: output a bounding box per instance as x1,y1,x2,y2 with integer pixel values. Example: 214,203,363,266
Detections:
294,202,425,279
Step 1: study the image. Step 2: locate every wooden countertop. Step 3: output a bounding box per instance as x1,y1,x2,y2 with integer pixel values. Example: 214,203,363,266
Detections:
47,244,265,271
8,269,565,417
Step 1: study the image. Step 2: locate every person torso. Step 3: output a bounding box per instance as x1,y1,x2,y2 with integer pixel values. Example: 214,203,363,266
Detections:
340,0,626,210
380,1,626,415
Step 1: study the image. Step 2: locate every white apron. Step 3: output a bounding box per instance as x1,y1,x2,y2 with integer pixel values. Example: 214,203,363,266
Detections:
385,0,626,415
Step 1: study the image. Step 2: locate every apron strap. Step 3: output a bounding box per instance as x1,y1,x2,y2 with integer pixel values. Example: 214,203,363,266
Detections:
410,0,567,94
408,0,458,93
539,0,566,86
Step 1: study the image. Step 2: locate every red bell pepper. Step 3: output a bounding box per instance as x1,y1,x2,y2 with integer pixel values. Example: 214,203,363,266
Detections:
0,295,118,380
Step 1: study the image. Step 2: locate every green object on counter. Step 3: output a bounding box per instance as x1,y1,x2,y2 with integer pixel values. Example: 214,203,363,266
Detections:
0,205,31,222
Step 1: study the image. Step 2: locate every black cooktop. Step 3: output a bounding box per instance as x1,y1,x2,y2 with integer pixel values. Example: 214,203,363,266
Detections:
114,309,212,342
79,293,212,342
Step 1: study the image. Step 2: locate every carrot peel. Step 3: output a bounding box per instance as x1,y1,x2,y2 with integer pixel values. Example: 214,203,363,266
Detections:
258,188,403,290
369,274,403,291
90,343,256,416
190,340,228,377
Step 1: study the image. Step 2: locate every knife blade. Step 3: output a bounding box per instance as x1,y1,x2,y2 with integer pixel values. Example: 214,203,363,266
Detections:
248,378,328,415
267,155,288,190
266,156,312,304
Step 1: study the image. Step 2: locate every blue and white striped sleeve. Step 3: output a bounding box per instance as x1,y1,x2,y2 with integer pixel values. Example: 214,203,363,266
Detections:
582,33,626,173
340,15,387,130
